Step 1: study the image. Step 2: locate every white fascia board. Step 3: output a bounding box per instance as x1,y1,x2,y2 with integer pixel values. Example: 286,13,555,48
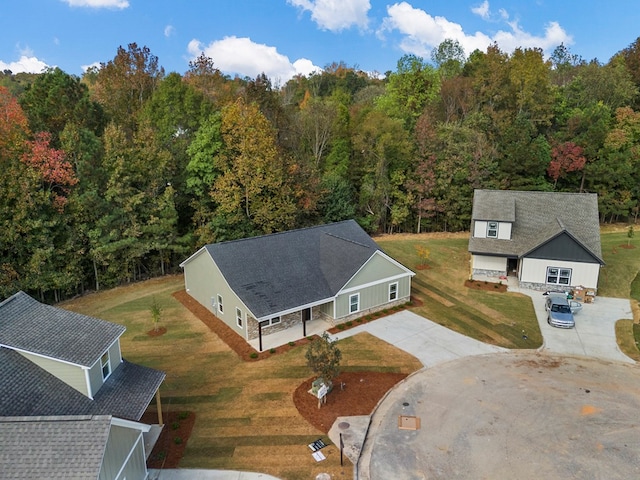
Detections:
254,297,334,322
336,250,415,295
111,416,152,432
179,245,209,268
338,272,413,295
2,343,87,369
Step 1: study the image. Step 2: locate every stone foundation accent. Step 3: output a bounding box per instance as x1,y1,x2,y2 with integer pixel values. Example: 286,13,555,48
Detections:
246,305,326,340
472,268,507,278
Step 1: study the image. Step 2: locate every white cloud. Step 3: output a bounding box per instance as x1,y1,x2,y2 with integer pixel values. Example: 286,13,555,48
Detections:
61,0,129,8
288,0,371,32
0,55,50,74
187,36,321,83
81,61,102,72
164,25,175,38
471,0,490,20
379,2,572,59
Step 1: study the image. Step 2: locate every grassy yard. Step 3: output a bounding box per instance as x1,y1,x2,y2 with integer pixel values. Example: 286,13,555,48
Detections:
60,228,640,477
62,275,422,480
376,233,543,348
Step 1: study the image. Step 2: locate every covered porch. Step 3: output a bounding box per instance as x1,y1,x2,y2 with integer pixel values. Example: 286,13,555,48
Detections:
248,316,333,351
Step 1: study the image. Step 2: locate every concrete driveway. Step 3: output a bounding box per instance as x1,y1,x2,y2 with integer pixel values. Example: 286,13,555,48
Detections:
525,290,634,363
330,310,506,367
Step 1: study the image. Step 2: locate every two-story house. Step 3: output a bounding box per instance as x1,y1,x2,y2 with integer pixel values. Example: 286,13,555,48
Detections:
468,189,604,291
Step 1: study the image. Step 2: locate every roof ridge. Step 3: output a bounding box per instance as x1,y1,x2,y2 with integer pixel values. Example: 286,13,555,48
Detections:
206,220,355,247
324,232,373,249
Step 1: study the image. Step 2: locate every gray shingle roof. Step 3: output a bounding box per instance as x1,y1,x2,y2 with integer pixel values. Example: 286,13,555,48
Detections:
0,291,125,367
468,190,603,262
0,415,111,480
0,348,94,417
0,347,164,422
201,220,382,319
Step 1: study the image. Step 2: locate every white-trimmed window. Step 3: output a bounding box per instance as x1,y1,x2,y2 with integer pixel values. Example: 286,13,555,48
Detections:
389,282,398,301
349,293,360,314
217,294,224,314
270,316,281,326
487,221,498,238
547,267,572,285
235,307,243,328
101,352,111,380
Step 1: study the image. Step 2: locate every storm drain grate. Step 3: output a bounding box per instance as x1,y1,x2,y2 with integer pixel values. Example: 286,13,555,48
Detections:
398,415,421,430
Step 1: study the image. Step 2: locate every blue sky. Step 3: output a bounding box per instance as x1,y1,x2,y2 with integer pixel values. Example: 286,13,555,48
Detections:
1,0,638,84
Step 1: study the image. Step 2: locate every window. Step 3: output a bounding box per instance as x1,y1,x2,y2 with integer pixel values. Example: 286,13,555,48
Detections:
270,316,281,326
217,294,224,314
101,352,111,380
349,293,360,314
389,282,398,301
487,221,498,238
235,307,243,328
547,267,572,285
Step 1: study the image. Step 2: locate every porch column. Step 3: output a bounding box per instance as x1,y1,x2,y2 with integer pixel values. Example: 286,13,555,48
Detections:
155,389,164,425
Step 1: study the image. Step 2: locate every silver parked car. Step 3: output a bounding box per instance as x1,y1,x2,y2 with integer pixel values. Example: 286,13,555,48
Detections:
545,294,575,328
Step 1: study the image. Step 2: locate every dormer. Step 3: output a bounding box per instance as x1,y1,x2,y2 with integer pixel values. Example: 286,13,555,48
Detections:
471,193,515,240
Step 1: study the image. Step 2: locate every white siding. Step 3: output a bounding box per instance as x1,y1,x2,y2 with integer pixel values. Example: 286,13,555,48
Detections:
520,258,600,289
497,222,511,240
473,220,511,239
472,255,507,271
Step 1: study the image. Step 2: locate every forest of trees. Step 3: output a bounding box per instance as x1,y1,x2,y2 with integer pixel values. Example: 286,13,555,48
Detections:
2,38,640,301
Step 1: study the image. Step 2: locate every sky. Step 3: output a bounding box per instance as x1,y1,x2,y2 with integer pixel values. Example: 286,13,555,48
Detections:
1,0,639,85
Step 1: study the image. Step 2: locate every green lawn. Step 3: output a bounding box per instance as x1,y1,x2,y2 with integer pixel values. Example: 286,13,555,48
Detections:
60,228,639,477
62,276,422,479
376,234,543,348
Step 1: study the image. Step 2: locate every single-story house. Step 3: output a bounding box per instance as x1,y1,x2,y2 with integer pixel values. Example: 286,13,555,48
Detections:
468,189,604,292
0,291,166,479
180,220,414,344
0,415,150,480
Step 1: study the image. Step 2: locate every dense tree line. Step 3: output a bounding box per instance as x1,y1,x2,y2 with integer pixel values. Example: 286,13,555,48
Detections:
2,38,640,301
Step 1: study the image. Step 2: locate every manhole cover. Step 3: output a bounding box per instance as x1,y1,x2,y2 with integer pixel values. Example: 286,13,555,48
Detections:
398,415,421,430
338,421,350,429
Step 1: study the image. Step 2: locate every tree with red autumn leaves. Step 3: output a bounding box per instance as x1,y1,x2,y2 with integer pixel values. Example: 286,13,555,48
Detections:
547,141,586,189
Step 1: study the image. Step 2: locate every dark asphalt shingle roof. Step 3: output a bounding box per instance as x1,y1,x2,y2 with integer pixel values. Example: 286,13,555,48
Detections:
0,415,112,480
0,291,125,367
0,347,164,422
201,220,382,319
468,190,603,262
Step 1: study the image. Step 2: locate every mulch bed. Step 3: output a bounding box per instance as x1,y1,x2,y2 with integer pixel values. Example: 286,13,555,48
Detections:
464,279,508,292
172,290,316,361
144,410,196,469
293,371,409,433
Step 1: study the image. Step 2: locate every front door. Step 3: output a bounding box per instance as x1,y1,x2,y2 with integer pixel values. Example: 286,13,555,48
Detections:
301,308,311,337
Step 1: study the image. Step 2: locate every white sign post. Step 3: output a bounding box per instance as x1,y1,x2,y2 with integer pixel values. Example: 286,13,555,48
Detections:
317,384,328,409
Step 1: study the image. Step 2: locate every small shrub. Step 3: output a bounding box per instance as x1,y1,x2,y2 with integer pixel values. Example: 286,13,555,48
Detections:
178,411,189,420
156,451,167,460
174,436,182,445
337,324,345,330
171,421,180,430
269,348,276,354
249,352,258,359
365,315,372,321
356,318,363,323
288,341,296,347
346,321,353,327
494,284,500,289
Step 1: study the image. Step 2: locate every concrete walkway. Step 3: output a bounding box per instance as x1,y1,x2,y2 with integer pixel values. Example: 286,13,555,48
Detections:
148,469,281,480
